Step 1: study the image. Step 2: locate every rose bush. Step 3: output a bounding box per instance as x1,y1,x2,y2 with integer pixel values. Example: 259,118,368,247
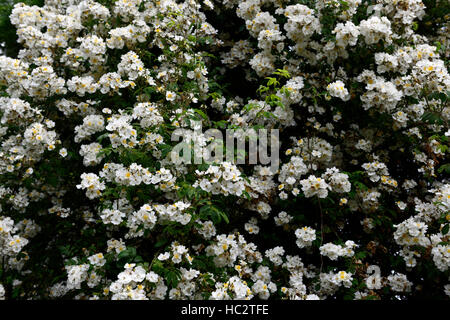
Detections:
0,0,448,300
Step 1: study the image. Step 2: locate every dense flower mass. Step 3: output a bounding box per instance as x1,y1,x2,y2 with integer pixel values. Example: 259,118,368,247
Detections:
0,0,448,300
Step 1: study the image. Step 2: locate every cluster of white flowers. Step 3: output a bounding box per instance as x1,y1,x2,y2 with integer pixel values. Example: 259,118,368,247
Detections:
278,156,308,197
74,115,105,142
327,81,350,101
320,270,354,295
132,103,164,129
300,175,331,199
387,272,412,292
357,72,403,112
66,264,90,290
0,0,448,301
80,143,104,166
196,220,217,240
378,0,425,25
245,217,259,234
67,76,99,96
333,22,360,48
20,121,59,161
281,4,321,44
159,242,193,266
0,216,30,259
100,208,126,226
109,263,152,300
362,160,390,182
359,16,392,45
117,51,149,81
431,245,450,272
100,163,175,190
319,241,358,261
321,167,351,193
206,233,263,269
76,173,106,199
394,217,431,247
98,73,132,94
295,227,316,248
194,162,246,197
0,98,40,124
278,76,304,105
274,211,293,227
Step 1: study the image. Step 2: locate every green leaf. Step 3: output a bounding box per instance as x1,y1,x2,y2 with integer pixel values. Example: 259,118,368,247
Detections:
438,163,450,174
96,133,109,143
117,247,137,261
266,77,278,87
442,224,449,235
273,68,290,79
422,111,443,124
193,108,209,122
242,190,251,200
165,268,182,287
199,205,229,224
154,238,168,248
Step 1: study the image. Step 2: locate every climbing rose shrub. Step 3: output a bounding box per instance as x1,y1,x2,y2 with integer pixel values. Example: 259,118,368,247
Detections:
0,0,449,300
